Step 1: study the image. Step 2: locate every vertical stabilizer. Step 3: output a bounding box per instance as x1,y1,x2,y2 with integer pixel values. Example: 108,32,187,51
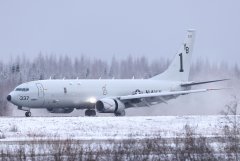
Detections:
151,30,195,81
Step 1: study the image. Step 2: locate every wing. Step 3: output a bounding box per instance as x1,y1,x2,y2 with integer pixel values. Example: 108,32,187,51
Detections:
116,88,223,108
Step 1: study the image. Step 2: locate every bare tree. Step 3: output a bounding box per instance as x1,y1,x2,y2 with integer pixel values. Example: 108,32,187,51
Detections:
220,96,240,160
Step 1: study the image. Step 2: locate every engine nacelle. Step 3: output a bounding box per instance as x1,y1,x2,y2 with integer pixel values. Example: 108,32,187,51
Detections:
96,98,125,113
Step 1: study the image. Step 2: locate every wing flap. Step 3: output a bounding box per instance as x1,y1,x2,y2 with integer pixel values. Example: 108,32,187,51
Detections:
181,79,229,87
119,88,221,101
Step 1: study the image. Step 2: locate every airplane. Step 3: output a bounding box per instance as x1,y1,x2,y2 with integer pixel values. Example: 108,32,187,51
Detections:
7,30,228,117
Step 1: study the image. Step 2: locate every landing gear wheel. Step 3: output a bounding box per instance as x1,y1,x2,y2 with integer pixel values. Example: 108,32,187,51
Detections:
85,110,96,116
114,110,125,116
91,110,96,116
25,111,31,117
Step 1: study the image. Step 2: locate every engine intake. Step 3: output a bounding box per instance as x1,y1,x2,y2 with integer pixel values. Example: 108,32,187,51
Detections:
96,98,125,113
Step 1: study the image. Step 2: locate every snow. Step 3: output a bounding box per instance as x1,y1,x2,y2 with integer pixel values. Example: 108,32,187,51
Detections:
0,115,228,141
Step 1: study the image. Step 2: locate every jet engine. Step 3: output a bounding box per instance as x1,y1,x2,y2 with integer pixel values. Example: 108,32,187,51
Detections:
46,107,74,113
96,98,125,115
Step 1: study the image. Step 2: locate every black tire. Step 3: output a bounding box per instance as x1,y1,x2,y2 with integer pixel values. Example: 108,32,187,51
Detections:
85,110,91,116
90,110,96,116
114,110,125,116
85,110,96,116
25,111,31,117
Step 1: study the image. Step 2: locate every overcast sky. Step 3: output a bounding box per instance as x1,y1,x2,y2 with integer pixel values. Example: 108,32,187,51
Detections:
0,0,239,64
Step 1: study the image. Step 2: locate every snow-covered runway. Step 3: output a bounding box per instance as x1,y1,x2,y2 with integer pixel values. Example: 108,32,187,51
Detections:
0,115,228,141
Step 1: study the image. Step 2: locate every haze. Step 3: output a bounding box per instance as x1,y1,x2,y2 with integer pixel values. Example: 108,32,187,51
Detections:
0,0,239,64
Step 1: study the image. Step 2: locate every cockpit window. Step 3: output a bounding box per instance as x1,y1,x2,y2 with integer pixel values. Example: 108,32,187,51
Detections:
15,88,29,92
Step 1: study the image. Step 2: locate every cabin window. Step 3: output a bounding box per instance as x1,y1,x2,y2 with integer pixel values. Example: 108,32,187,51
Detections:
15,88,29,92
64,87,67,94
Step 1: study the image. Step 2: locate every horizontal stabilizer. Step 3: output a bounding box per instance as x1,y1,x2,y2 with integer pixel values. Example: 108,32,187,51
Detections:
181,79,229,87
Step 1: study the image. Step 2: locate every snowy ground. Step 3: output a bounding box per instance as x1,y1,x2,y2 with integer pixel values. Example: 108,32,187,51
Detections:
0,115,229,141
0,115,237,160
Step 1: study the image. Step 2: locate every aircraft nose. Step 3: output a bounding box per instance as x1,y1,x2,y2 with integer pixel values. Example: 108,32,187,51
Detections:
7,95,11,101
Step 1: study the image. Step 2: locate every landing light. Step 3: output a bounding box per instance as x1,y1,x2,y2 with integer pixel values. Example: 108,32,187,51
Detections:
87,97,97,104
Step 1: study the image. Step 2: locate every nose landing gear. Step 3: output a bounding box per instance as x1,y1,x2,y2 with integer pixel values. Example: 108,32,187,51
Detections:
25,111,31,117
18,106,32,117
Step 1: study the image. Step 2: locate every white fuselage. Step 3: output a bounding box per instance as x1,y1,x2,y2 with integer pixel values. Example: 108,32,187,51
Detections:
7,30,197,116
9,79,183,109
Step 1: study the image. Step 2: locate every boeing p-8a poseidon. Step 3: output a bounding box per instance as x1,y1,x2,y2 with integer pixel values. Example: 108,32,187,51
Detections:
7,30,227,117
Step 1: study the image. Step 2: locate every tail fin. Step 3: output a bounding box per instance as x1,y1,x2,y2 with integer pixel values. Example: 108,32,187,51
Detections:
151,30,196,82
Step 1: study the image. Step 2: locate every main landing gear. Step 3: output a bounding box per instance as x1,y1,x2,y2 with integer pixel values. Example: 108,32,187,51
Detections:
114,110,126,116
85,109,96,116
